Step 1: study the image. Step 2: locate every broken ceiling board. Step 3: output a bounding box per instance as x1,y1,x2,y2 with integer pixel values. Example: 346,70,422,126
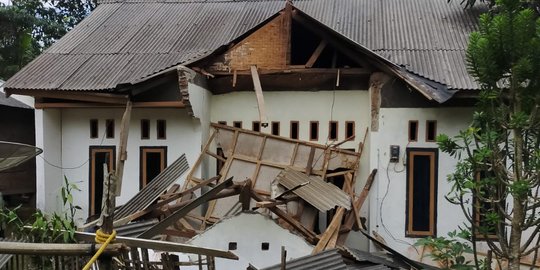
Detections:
182,124,360,230
276,167,351,212
255,165,282,192
112,154,189,225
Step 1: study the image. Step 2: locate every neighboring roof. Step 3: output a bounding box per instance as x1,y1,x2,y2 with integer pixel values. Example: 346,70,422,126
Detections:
4,0,484,94
261,248,397,270
0,80,31,109
276,167,351,212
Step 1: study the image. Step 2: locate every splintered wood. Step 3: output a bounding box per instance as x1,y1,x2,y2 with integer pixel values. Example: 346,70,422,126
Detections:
175,123,375,252
106,123,374,255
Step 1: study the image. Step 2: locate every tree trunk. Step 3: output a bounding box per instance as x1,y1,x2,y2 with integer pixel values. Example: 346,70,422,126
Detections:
508,88,524,270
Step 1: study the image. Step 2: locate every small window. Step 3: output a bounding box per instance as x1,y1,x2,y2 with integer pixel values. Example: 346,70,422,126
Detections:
271,122,280,136
408,120,418,142
106,119,115,139
261,242,270,251
290,121,299,139
252,121,261,132
233,121,242,129
426,120,437,142
157,120,166,140
141,119,150,140
329,121,338,141
345,121,355,139
217,121,227,125
309,121,319,141
90,119,99,139
228,242,237,250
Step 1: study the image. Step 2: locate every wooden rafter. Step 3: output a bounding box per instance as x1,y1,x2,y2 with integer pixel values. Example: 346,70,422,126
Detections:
305,40,328,68
250,66,269,127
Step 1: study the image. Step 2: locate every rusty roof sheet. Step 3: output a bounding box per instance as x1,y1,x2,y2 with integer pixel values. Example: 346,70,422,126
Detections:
276,167,351,212
5,0,485,92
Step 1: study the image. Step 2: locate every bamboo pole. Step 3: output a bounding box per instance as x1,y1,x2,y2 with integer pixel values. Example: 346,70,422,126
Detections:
0,242,124,256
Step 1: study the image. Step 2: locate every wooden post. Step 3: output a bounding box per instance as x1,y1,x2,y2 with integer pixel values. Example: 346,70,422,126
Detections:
280,246,287,270
97,165,117,269
250,66,269,127
115,100,132,196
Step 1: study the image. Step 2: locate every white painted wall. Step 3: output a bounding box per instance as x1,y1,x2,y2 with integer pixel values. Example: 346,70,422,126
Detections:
368,107,474,258
188,82,212,180
35,109,63,213
210,90,371,191
187,212,314,270
36,107,202,223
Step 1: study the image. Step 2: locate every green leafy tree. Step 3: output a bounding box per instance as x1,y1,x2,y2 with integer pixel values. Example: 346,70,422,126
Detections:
433,0,540,269
0,0,97,80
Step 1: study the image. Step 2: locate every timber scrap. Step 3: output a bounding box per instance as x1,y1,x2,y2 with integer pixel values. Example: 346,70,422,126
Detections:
104,124,377,255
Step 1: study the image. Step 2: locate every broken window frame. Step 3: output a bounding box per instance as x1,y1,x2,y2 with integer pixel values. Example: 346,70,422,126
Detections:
89,146,116,216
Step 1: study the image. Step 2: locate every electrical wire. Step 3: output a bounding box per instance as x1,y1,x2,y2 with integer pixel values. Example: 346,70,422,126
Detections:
378,154,419,252
38,119,111,171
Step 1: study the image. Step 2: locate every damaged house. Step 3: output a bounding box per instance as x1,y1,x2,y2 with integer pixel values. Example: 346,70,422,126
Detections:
2,0,507,267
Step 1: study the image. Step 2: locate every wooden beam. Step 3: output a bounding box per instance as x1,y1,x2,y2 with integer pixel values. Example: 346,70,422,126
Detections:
250,189,318,244
239,180,252,211
7,89,128,104
114,100,132,196
250,66,269,127
312,207,344,254
74,232,238,260
139,177,234,239
283,2,292,65
0,242,124,256
210,68,370,76
34,101,185,109
338,169,378,245
305,40,327,68
291,11,374,70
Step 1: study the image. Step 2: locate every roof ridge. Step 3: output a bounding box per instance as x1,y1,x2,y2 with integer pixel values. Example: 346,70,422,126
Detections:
374,48,466,52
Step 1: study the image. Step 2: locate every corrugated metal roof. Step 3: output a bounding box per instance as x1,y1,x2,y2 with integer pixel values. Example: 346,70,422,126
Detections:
115,219,159,237
5,0,484,92
261,249,397,270
276,167,351,212
293,0,485,90
263,249,348,270
0,92,32,109
113,154,189,223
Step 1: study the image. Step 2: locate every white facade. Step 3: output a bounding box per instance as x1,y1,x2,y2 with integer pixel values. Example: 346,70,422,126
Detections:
368,107,474,258
36,107,204,223
187,212,314,270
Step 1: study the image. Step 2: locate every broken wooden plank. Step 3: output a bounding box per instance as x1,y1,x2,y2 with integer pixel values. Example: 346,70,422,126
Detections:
139,177,234,239
305,40,327,68
239,180,252,211
250,66,269,126
250,189,318,244
75,231,238,260
312,207,344,254
115,100,132,196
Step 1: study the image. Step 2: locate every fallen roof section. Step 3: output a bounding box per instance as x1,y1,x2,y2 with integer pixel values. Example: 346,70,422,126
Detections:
260,248,398,270
276,167,351,212
112,153,189,225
